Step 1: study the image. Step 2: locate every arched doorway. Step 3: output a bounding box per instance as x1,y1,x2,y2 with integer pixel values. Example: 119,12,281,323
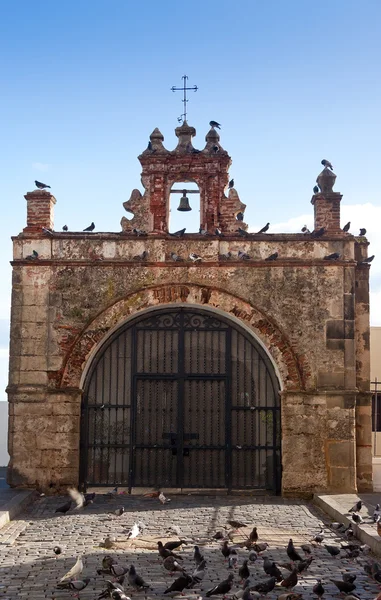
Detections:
80,307,281,492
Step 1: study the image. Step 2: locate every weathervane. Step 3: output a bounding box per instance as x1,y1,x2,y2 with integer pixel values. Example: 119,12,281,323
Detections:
171,75,198,123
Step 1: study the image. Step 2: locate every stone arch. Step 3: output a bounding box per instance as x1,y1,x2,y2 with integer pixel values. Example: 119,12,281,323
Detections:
60,283,308,391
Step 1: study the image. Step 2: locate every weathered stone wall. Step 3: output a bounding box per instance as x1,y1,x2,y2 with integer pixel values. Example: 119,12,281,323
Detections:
7,230,371,494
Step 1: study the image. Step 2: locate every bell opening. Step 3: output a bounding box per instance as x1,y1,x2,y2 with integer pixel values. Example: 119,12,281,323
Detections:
169,180,200,233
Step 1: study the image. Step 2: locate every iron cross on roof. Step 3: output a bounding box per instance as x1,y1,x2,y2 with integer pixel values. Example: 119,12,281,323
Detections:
171,75,198,123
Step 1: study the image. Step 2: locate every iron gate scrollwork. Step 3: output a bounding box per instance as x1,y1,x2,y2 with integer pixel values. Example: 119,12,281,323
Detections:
80,307,281,492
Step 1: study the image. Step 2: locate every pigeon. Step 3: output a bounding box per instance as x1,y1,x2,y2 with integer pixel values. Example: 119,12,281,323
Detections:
351,513,363,524
126,522,144,539
164,540,186,551
324,545,341,557
102,537,115,550
228,550,239,569
164,574,192,594
105,486,119,497
189,253,202,262
239,560,250,581
98,580,126,600
57,577,91,591
188,559,206,586
169,228,186,238
215,228,224,237
263,557,282,581
132,228,147,236
219,252,232,261
199,227,210,235
229,179,234,188
236,212,244,221
194,545,205,566
287,539,303,562
159,491,171,504
311,529,324,544
361,255,375,263
213,530,226,540
114,506,125,517
360,544,371,554
248,551,258,562
237,227,250,237
359,228,366,236
26,250,39,260
59,555,84,582
301,544,311,555
83,222,95,232
133,250,148,261
296,556,313,573
210,121,221,129
102,556,117,570
240,584,260,600
238,250,250,260
330,580,356,594
342,574,357,584
257,223,270,234
206,573,234,596
253,542,269,553
312,227,325,237
301,225,311,234
252,576,276,594
111,591,131,600
280,569,298,589
349,500,363,513
265,252,278,261
62,225,68,231
313,186,319,194
343,222,351,232
321,159,333,170
324,252,340,260
35,180,51,189
42,227,54,235
313,579,325,598
68,487,86,509
221,540,232,559
53,546,62,555
55,500,72,515
249,528,258,543
127,564,149,590
158,541,183,560
228,519,247,529
170,252,184,262
163,556,185,573
374,504,381,522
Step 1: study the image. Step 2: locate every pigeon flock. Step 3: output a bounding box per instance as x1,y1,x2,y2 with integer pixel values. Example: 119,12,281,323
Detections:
41,490,381,600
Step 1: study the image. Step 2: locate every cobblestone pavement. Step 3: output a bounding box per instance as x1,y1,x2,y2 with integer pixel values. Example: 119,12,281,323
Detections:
0,494,380,600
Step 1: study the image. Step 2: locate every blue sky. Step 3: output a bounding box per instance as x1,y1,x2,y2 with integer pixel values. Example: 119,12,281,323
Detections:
0,0,380,403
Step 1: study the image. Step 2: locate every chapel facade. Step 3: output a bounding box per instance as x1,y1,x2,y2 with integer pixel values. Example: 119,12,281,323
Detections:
6,121,373,495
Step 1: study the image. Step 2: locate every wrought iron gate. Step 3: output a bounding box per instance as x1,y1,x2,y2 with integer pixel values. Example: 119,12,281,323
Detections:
80,308,281,492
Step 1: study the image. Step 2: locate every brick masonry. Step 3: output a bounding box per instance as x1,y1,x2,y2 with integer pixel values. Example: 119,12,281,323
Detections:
6,123,373,495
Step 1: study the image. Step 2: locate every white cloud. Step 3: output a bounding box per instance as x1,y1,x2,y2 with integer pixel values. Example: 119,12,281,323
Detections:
32,162,50,172
249,202,381,325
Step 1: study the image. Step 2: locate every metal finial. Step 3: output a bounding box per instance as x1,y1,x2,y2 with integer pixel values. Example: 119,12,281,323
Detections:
171,75,198,123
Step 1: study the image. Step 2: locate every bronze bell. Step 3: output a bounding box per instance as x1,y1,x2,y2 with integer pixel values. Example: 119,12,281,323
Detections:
177,190,192,212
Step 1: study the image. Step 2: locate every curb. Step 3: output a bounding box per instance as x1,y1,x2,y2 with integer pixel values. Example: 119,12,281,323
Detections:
0,490,37,529
314,494,381,557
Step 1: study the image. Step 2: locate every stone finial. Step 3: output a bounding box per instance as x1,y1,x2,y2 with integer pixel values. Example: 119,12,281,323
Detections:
141,128,167,154
174,121,197,152
204,127,226,154
316,167,337,194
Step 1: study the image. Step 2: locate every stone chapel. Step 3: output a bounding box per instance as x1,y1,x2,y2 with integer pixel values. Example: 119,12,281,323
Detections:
6,121,373,495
